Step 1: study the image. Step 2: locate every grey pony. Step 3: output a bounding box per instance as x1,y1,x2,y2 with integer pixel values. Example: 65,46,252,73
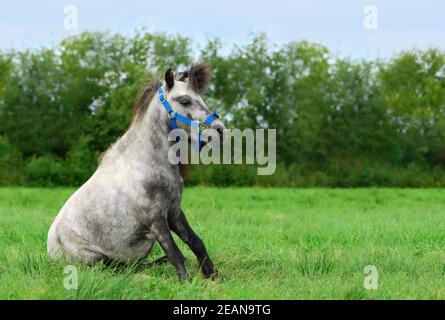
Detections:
47,63,225,281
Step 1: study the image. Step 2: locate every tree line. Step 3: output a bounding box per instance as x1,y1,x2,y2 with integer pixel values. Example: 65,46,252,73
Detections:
1,31,445,187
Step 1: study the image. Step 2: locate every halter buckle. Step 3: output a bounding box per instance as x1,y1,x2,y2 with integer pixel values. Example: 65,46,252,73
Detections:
168,110,176,119
199,121,209,130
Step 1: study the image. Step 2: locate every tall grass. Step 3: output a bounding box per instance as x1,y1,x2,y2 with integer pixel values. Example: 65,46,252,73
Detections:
1,187,445,299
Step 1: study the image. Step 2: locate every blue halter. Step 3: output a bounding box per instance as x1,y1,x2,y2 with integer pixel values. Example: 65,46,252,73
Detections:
158,87,220,149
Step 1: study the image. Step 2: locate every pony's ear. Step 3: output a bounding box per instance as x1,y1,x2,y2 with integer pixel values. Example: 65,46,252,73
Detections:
188,62,211,93
165,68,174,90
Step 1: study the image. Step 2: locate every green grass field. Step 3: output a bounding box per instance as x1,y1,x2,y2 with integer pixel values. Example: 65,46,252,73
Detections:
1,187,445,299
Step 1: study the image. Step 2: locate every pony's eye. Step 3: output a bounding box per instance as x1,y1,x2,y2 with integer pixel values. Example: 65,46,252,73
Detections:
180,99,192,106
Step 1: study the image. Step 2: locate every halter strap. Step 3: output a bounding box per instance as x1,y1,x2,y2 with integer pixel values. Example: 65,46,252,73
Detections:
158,87,219,149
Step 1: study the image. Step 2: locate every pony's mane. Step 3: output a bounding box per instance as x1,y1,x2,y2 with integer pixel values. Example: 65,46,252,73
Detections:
181,62,212,93
132,78,162,121
131,62,211,121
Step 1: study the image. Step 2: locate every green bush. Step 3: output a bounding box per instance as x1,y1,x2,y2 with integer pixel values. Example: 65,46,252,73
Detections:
1,31,445,188
183,161,445,188
0,136,25,185
63,136,98,186
25,155,65,187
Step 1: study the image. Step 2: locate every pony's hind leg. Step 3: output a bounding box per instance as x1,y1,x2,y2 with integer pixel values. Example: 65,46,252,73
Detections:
147,255,169,267
82,248,111,266
57,229,110,266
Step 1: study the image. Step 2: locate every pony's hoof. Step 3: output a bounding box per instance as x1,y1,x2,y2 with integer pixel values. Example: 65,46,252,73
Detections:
178,272,190,283
211,271,228,283
204,268,224,281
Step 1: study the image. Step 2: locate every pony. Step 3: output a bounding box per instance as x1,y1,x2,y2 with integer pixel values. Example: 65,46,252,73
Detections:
47,63,225,281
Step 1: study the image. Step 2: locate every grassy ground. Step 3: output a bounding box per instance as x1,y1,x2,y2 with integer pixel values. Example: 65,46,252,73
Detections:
0,187,445,299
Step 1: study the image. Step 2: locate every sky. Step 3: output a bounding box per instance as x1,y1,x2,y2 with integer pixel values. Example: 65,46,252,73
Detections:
0,0,444,59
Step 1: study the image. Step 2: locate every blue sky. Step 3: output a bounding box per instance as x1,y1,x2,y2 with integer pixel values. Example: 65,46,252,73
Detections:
0,0,443,59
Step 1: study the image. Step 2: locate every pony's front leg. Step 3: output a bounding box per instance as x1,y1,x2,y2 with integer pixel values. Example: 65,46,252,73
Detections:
169,209,218,279
150,216,187,282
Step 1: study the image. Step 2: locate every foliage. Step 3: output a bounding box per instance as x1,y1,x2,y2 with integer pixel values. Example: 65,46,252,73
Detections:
24,155,65,187
0,136,25,185
0,31,445,187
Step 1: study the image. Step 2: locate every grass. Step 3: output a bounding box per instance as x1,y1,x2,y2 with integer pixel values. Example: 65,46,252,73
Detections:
1,187,445,299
